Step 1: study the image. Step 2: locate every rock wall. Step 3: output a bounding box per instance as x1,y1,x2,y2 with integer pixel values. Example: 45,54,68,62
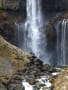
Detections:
0,0,68,13
0,10,26,45
42,0,68,12
0,0,26,11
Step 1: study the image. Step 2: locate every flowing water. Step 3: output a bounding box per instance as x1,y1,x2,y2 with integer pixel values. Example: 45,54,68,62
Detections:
24,0,54,64
61,19,66,65
56,19,68,66
15,0,57,65
15,0,68,66
22,76,52,90
25,0,43,57
15,0,52,64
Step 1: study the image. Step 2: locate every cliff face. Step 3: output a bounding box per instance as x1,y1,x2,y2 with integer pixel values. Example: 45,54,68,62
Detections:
0,0,68,12
42,0,68,12
0,0,68,18
0,0,26,11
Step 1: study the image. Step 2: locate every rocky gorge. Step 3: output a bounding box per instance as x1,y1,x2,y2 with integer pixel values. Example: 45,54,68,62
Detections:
0,0,68,90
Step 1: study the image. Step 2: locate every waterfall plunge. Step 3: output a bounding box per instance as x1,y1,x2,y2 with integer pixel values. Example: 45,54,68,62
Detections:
15,0,52,65
56,19,68,66
25,0,43,57
25,0,51,64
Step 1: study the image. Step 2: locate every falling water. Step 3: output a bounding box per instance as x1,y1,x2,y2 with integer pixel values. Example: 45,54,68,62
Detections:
25,0,43,57
25,0,52,64
56,19,68,66
15,0,54,65
61,19,66,65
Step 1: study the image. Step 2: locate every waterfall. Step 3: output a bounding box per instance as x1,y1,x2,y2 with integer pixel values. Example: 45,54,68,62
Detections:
25,0,44,57
61,19,66,65
56,19,68,66
25,0,51,64
15,0,53,65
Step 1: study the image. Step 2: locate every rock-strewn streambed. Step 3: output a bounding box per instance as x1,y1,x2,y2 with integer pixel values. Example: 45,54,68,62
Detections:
0,35,66,90
22,58,65,90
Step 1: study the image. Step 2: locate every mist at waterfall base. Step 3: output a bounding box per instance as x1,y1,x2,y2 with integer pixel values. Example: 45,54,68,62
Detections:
15,0,68,66
15,21,56,66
